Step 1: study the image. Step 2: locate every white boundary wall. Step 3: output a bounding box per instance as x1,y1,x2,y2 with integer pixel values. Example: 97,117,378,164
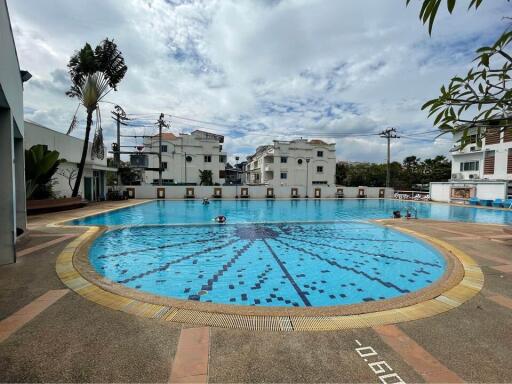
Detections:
121,185,394,199
430,181,508,202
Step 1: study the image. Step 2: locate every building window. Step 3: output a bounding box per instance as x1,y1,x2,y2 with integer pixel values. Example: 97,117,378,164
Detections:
281,156,287,163
463,134,479,145
485,129,500,145
312,181,327,185
484,150,495,174
219,170,226,179
161,145,168,152
219,155,226,163
280,172,287,179
459,161,479,172
297,159,303,165
508,148,512,174
317,151,323,157
317,166,323,173
204,155,212,163
161,161,168,170
505,128,512,143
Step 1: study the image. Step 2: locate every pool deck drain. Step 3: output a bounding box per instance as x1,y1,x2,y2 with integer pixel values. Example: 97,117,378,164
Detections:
55,222,484,331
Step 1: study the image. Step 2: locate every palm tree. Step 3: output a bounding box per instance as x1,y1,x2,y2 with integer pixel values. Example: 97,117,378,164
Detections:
66,39,127,197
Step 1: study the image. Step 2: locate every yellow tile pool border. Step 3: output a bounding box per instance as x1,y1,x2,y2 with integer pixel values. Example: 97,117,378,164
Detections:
55,223,484,331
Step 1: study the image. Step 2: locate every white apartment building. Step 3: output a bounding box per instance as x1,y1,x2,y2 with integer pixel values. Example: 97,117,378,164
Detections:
246,139,336,187
450,127,512,181
24,121,117,200
430,126,512,202
143,130,227,185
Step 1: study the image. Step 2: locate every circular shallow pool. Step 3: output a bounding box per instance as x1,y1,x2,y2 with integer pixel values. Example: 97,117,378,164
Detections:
88,221,447,307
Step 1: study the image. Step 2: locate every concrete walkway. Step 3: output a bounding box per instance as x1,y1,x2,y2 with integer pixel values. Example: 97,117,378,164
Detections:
1,203,511,382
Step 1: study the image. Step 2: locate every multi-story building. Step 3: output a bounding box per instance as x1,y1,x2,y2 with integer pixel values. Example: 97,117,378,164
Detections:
143,130,227,185
224,161,247,185
1,0,29,264
430,126,512,202
24,121,117,200
450,127,512,181
246,139,336,187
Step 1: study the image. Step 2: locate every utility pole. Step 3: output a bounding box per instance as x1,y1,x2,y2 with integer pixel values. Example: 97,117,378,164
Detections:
111,105,128,168
184,152,187,184
156,113,170,186
379,127,399,188
235,156,240,198
110,105,129,189
305,158,311,198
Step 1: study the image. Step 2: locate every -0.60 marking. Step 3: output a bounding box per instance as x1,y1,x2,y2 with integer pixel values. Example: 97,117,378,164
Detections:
355,340,405,384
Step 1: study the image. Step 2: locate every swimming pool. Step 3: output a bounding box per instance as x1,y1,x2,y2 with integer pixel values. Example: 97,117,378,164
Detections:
88,222,446,307
71,199,512,226
75,199,500,308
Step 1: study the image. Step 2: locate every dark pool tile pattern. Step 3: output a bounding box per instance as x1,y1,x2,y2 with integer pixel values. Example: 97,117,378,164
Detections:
89,222,446,307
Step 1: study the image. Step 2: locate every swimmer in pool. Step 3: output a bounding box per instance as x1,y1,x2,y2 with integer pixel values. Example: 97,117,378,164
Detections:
203,197,209,205
214,215,226,223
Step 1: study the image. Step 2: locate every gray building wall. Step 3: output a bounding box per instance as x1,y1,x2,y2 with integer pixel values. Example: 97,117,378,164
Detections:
0,0,26,265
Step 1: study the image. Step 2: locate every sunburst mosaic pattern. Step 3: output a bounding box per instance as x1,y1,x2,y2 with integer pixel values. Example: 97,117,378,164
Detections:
89,222,446,307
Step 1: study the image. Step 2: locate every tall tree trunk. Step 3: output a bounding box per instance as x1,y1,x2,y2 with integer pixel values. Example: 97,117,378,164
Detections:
71,109,94,197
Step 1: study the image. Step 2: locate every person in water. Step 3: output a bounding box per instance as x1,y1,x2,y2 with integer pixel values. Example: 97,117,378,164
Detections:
202,197,209,205
214,215,226,223
393,210,401,219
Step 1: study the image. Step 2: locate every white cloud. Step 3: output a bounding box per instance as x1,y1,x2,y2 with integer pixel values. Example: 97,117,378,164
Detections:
8,0,507,163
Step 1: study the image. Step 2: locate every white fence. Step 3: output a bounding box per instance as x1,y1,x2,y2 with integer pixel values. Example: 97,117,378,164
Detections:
121,185,394,200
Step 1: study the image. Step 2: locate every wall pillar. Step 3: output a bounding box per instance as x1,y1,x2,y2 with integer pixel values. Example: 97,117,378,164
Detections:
14,136,26,232
0,108,16,264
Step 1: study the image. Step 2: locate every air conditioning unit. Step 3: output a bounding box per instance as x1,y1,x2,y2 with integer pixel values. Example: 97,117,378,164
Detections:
451,173,463,180
469,174,480,179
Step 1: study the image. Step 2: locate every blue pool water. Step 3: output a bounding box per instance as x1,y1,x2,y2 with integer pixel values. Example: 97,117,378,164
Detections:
80,199,509,307
89,222,446,307
72,199,512,226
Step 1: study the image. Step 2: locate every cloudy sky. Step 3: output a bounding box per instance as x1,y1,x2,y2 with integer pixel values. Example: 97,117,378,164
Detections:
8,0,508,163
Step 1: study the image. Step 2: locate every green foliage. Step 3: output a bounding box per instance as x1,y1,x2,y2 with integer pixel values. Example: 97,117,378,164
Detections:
407,0,511,149
25,145,64,199
66,38,127,197
117,163,140,186
199,169,213,186
422,31,512,143
67,39,128,100
405,0,486,34
336,156,451,189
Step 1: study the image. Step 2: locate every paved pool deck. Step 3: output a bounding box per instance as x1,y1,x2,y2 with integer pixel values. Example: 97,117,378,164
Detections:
1,200,511,382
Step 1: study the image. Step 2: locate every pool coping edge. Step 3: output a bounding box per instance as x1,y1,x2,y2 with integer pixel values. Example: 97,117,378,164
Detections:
55,223,484,331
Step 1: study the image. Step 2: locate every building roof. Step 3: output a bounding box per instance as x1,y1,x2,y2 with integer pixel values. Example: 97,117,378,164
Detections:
308,139,328,145
25,120,95,144
152,132,177,141
191,130,224,143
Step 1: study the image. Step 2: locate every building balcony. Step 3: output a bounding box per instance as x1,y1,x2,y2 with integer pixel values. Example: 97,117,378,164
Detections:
264,155,274,164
